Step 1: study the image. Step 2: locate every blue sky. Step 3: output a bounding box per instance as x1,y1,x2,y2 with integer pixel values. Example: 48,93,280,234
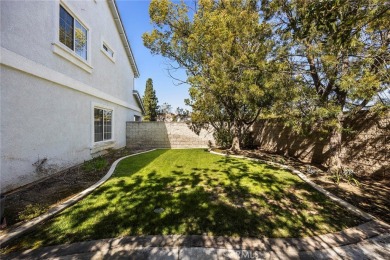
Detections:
116,0,190,111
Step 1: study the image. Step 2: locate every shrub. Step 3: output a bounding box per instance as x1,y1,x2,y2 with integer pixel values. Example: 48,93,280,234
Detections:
332,168,360,186
213,128,233,149
18,204,47,221
82,157,108,173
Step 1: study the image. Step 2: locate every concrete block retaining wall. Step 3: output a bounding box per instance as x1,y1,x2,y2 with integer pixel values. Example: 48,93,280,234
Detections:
126,122,215,149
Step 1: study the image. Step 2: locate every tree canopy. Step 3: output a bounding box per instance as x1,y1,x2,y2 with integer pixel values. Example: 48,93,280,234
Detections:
143,0,276,150
262,0,389,169
142,78,159,121
264,0,389,122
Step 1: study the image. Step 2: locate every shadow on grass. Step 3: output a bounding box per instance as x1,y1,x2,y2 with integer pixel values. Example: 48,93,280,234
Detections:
4,150,364,252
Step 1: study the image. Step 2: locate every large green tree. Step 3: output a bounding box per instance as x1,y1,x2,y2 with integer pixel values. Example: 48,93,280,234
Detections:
142,78,159,121
263,0,389,171
143,0,275,151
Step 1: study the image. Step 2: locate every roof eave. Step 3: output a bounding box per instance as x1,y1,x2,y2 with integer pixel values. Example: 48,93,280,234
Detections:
108,0,140,78
133,90,145,115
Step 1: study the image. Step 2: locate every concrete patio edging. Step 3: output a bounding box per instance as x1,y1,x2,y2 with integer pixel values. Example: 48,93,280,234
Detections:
209,150,376,222
5,220,390,259
0,149,157,245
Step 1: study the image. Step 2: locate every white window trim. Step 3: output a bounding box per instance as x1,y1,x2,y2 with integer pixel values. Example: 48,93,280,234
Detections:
52,43,93,73
53,0,93,73
91,102,115,153
101,39,116,63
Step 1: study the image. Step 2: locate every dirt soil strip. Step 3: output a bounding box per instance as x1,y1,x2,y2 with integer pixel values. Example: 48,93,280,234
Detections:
0,150,156,245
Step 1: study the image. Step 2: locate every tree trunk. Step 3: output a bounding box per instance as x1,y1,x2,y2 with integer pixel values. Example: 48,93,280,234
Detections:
328,112,343,173
230,124,241,152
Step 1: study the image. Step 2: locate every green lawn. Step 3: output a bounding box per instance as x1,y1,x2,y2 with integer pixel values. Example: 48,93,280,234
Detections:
6,149,364,252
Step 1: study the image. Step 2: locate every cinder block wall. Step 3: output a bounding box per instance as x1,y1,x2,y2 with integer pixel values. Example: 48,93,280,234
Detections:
251,111,389,177
126,122,215,149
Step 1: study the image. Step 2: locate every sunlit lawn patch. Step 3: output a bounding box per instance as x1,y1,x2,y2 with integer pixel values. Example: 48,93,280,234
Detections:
5,149,364,252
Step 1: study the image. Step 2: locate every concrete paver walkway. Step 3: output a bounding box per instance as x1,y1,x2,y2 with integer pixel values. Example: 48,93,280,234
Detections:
4,220,390,259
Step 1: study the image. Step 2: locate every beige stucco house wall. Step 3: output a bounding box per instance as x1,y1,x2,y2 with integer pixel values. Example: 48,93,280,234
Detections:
0,0,143,193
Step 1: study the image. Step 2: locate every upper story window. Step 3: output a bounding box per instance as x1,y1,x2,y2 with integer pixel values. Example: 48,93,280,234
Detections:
103,43,114,58
59,5,88,60
101,40,115,62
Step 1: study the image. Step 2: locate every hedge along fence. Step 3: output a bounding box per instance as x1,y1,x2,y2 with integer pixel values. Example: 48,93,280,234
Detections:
251,111,389,178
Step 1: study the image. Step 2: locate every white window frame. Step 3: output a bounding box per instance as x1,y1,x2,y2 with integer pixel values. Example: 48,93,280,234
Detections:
91,102,115,148
53,0,93,73
101,39,116,63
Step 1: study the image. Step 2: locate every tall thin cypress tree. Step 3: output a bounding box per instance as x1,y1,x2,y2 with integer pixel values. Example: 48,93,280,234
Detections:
142,78,158,121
